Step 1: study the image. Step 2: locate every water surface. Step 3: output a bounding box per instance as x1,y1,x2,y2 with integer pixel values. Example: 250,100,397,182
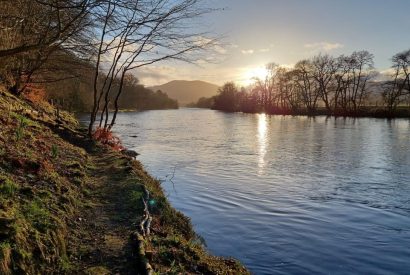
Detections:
113,109,410,274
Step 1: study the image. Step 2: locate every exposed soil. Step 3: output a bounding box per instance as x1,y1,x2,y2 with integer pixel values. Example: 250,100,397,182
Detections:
68,152,143,274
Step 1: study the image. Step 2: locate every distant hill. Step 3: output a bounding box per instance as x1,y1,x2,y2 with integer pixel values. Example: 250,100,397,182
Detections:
149,80,219,106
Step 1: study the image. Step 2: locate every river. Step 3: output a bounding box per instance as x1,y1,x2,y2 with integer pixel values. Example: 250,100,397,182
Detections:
111,109,410,274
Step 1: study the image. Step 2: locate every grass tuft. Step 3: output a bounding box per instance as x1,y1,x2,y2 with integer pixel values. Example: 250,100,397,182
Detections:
51,145,59,159
23,200,53,232
0,176,18,197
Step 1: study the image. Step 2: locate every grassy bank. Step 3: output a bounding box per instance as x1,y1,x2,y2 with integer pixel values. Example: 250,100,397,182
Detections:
0,88,248,274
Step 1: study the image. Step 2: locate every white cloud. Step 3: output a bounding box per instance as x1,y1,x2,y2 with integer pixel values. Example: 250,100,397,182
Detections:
379,68,395,76
279,63,295,69
241,49,254,55
240,44,273,54
132,65,180,86
193,36,227,55
259,48,270,53
376,68,398,81
213,45,227,54
304,42,344,51
193,35,213,46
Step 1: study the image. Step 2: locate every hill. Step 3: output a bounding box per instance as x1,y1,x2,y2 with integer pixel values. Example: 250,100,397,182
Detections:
149,80,219,106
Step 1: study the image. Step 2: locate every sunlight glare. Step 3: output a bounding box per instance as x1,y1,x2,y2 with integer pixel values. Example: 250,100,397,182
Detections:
243,66,269,86
257,113,268,175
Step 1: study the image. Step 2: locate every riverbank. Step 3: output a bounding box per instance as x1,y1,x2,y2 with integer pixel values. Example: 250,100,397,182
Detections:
210,106,410,119
0,88,248,274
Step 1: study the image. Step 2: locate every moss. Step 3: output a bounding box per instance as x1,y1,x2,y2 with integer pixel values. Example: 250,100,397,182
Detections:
58,255,72,272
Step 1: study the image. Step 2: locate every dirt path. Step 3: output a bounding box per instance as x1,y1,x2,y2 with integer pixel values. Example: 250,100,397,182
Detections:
68,150,144,274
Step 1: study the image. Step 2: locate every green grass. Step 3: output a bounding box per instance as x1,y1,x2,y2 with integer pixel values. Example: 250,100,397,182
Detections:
0,242,11,252
15,124,25,141
58,255,72,272
14,115,29,141
23,200,53,232
128,189,143,209
51,144,59,159
0,176,18,197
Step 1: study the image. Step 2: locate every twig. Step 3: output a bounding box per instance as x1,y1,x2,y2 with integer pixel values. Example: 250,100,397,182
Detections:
139,186,152,236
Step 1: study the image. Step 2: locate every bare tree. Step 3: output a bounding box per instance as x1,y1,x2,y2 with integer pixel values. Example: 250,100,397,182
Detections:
0,0,95,94
87,0,215,137
278,68,302,112
347,51,375,112
331,51,374,114
383,49,410,115
0,0,93,58
253,63,279,112
294,60,320,113
311,54,338,112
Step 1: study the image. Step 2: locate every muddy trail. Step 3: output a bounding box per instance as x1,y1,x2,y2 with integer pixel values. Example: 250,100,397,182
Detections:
68,151,144,274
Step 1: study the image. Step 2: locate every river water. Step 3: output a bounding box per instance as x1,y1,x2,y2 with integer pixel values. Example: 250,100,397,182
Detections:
111,109,410,274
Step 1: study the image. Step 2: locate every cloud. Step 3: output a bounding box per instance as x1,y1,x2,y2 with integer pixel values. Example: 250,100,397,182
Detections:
213,45,227,54
240,44,273,54
376,68,397,81
193,36,213,46
259,48,270,53
279,63,295,69
241,49,254,55
304,42,344,51
193,36,227,55
379,68,395,76
132,65,180,86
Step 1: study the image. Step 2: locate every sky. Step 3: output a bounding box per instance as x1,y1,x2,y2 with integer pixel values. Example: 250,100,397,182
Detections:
134,0,410,87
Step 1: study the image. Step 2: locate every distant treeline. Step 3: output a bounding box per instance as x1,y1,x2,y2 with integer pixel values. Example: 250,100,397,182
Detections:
193,50,410,117
0,44,177,112
44,64,178,113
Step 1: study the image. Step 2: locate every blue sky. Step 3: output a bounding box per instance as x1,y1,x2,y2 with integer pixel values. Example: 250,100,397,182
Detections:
136,0,410,86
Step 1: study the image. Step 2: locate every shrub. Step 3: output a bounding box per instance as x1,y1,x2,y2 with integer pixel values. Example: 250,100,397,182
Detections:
92,127,124,151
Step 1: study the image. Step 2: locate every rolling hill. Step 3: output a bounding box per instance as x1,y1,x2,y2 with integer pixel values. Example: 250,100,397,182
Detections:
149,80,219,106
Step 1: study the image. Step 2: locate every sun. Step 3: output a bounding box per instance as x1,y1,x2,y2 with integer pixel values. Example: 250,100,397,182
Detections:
241,66,269,86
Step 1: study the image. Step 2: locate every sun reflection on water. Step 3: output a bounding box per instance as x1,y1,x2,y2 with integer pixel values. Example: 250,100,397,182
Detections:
257,113,268,174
